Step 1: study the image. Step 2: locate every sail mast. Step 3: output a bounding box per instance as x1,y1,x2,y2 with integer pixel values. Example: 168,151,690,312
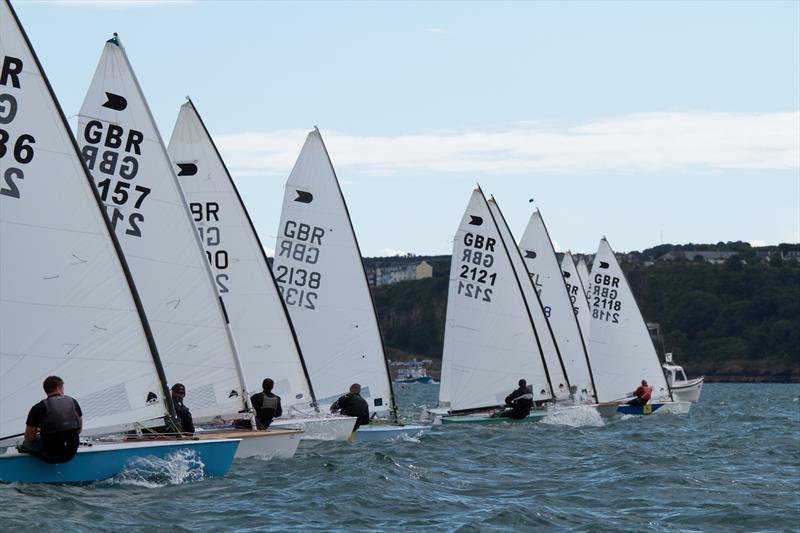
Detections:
313,128,398,420
532,209,598,403
111,35,254,419
180,97,319,411
483,194,556,399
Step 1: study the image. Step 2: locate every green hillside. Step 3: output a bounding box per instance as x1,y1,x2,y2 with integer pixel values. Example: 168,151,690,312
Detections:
368,244,800,382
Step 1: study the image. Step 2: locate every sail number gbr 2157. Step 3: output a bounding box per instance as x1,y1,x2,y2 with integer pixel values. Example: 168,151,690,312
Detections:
0,57,36,200
457,232,496,303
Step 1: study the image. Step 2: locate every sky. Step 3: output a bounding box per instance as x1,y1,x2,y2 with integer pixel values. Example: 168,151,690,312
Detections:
11,0,800,256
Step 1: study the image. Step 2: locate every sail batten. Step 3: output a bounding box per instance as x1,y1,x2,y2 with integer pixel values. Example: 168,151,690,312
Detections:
167,100,316,411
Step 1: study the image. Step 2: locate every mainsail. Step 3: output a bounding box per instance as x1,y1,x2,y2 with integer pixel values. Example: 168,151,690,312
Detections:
586,238,671,402
273,129,394,415
518,210,595,400
77,37,248,422
167,99,316,412
0,0,168,440
440,189,552,412
561,251,591,342
488,198,570,400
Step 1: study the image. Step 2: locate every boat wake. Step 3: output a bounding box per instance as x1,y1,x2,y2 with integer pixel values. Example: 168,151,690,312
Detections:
109,449,206,488
541,406,605,427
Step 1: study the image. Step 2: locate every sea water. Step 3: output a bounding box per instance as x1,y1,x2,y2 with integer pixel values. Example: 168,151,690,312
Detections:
0,383,797,532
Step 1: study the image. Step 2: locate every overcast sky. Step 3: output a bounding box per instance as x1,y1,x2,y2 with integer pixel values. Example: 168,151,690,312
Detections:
13,0,800,256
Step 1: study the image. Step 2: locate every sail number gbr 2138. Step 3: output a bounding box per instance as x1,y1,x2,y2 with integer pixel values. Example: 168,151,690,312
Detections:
457,232,496,303
276,220,323,310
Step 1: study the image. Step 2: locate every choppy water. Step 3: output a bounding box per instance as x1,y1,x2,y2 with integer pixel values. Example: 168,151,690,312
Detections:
1,383,798,532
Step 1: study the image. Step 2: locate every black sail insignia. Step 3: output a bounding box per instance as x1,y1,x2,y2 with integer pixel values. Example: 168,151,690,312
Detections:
468,215,483,226
294,190,313,203
102,91,127,111
176,162,198,176
524,250,537,259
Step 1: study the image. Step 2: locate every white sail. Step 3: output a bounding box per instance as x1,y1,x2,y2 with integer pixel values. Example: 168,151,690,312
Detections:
519,210,595,400
577,257,591,297
587,238,670,402
273,129,393,415
561,251,591,342
440,189,552,412
488,199,570,400
167,100,315,412
77,37,247,423
0,1,167,440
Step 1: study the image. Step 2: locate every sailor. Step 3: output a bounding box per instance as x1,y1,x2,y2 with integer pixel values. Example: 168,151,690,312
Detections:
250,378,282,429
330,383,370,429
19,376,83,464
171,383,195,435
500,379,534,419
628,379,652,406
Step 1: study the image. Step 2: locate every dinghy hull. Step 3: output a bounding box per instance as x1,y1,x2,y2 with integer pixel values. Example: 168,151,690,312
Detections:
595,401,692,417
0,438,240,484
352,424,430,442
196,429,302,459
441,410,551,425
270,416,357,441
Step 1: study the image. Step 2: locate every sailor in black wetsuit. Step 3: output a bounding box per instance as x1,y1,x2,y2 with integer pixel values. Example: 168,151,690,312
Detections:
250,378,283,429
500,379,534,419
20,375,83,464
170,383,195,435
330,383,370,429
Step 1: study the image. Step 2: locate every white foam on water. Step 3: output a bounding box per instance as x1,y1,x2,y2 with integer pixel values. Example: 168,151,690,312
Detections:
110,448,206,488
541,405,605,427
398,432,422,443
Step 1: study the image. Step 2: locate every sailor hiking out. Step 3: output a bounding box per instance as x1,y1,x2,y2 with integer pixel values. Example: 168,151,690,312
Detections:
19,376,83,464
498,379,534,419
331,383,370,430
628,380,652,406
250,378,283,429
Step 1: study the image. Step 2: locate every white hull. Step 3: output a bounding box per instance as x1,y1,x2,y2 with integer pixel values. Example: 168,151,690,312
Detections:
671,377,704,402
353,424,431,442
197,429,303,459
270,416,357,441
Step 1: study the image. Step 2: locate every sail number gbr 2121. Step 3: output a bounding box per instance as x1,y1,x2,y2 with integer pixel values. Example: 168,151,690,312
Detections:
457,232,496,303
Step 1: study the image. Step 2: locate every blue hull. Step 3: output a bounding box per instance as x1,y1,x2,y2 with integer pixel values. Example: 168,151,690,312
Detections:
0,438,239,484
352,424,430,442
616,403,666,416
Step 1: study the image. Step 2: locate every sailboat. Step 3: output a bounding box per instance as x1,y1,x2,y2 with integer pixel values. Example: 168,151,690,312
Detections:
434,188,554,424
586,238,690,416
273,128,429,442
561,251,591,340
75,34,301,457
518,210,597,402
166,100,356,441
0,0,239,483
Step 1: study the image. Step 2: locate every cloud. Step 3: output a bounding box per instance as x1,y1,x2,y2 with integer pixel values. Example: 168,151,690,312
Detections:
748,240,767,248
379,248,407,257
425,28,449,35
41,0,192,7
215,111,800,178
